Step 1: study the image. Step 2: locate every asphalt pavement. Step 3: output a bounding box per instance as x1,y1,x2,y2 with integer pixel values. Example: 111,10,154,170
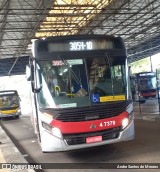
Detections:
0,124,35,172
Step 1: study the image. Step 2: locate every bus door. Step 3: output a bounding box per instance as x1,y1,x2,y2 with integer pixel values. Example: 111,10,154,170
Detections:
156,69,160,114
156,69,160,98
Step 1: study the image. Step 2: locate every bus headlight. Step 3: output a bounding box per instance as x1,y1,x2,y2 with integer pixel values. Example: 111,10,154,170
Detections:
42,122,52,131
52,127,62,139
42,122,62,139
17,109,21,113
122,118,129,129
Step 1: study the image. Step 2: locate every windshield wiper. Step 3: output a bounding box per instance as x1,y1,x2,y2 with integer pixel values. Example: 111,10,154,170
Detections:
105,52,115,96
59,56,82,87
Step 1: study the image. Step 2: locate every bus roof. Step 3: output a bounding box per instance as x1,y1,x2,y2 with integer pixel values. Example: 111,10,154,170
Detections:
32,34,126,59
0,90,18,96
136,72,155,77
35,34,123,42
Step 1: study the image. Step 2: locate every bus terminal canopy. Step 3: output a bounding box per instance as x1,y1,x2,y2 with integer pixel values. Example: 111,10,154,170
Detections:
0,0,160,75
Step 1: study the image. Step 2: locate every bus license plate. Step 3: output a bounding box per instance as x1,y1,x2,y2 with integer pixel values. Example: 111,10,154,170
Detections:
86,136,102,144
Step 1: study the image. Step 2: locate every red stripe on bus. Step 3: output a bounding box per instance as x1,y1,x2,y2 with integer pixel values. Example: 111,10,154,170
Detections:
50,111,128,134
141,92,156,96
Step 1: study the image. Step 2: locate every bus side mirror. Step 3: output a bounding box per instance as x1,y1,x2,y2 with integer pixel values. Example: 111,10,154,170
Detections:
26,65,31,81
34,69,42,93
26,64,42,93
26,64,34,92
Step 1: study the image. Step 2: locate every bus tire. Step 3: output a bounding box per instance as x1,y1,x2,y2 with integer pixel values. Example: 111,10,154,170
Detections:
144,96,148,99
42,151,47,153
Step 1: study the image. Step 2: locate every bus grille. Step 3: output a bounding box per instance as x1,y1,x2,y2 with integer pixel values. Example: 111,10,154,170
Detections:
55,101,131,122
63,127,120,145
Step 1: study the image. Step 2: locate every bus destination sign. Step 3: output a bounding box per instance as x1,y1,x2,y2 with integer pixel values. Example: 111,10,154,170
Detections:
48,39,114,52
69,41,92,51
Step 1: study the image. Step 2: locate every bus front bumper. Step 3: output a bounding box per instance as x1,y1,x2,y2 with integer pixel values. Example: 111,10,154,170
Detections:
40,119,134,152
0,112,21,118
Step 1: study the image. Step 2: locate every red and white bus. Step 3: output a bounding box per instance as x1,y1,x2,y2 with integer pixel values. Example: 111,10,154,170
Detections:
136,72,157,99
26,34,134,152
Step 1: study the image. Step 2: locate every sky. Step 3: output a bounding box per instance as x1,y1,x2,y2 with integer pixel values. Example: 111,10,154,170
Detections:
151,53,160,70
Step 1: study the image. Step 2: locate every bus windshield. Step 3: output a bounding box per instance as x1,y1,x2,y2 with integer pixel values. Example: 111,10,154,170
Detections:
0,94,19,109
138,76,156,90
37,55,126,108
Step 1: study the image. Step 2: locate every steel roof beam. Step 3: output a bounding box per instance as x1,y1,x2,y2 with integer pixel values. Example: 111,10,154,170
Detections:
8,0,54,75
110,1,160,40
0,0,11,46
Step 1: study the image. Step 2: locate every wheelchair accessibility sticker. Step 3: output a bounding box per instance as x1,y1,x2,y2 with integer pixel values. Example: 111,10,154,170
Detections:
91,94,100,103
